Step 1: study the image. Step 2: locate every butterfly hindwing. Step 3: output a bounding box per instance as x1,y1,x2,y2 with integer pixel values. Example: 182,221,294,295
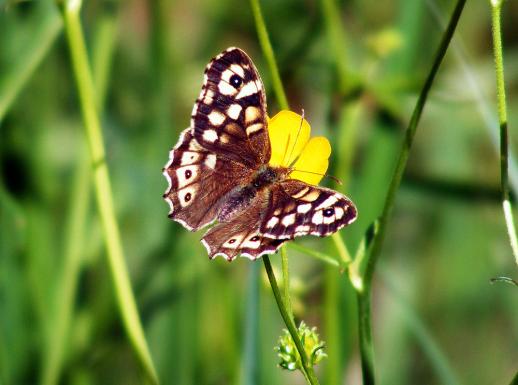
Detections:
201,192,286,261
260,180,357,239
191,47,270,167
163,128,253,231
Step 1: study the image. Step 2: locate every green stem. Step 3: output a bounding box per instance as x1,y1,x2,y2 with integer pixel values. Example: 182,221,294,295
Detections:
249,0,289,110
41,6,119,383
242,263,261,385
490,0,518,269
356,1,467,383
287,243,340,268
58,1,158,383
262,257,320,385
280,247,293,320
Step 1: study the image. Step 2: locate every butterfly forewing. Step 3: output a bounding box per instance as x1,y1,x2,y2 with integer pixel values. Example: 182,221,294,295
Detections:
192,47,271,166
260,180,357,239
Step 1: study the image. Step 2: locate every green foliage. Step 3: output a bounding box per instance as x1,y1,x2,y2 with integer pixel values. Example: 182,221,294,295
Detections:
0,1,517,385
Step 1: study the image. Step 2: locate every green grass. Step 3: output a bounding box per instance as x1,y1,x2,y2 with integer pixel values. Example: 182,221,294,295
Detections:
0,0,517,384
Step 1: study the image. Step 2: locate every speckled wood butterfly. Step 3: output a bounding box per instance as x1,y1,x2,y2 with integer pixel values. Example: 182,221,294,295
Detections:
163,47,357,261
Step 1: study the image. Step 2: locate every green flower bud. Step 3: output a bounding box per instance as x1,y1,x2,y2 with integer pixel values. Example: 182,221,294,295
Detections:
274,321,327,371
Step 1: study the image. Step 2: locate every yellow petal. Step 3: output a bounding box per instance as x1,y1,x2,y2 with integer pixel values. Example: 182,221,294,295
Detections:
268,110,310,167
290,137,331,185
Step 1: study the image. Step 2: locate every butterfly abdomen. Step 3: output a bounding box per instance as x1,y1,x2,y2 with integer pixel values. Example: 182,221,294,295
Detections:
218,186,257,222
217,166,287,222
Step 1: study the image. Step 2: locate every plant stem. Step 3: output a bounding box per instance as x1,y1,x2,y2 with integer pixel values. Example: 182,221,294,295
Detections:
249,0,289,110
490,0,518,268
58,1,159,383
262,256,320,385
356,1,466,383
287,243,340,268
242,263,261,385
280,247,293,320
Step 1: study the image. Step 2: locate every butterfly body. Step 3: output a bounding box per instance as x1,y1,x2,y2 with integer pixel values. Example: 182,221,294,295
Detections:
163,47,357,261
218,165,289,222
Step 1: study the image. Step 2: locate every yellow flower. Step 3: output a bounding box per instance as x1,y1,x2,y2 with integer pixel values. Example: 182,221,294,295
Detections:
268,110,331,185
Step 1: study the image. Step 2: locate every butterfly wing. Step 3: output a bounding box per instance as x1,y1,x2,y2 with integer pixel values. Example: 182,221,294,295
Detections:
260,180,357,239
191,47,270,167
201,191,286,261
163,128,253,231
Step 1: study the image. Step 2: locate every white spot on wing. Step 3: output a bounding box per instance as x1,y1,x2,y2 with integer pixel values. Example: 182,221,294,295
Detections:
218,80,237,96
203,90,214,104
297,203,312,214
323,213,335,224
281,214,296,227
223,233,245,249
246,123,263,135
312,210,323,224
245,106,261,123
205,154,217,169
266,217,279,228
335,207,344,220
316,195,339,210
203,129,218,143
236,80,258,99
181,151,200,166
230,64,245,78
208,110,226,126
176,165,198,188
242,234,261,249
179,186,195,207
295,225,310,235
227,104,242,120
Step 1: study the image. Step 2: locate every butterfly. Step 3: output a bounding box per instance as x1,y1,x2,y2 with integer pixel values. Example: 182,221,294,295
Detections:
163,47,357,261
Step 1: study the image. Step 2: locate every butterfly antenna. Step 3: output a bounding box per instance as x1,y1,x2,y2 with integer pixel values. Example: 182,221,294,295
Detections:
284,109,305,166
290,168,343,185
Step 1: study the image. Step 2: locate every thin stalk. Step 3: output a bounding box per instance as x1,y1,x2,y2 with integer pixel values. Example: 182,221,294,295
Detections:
357,1,467,383
287,243,340,268
262,257,320,385
41,7,119,383
332,232,362,291
249,0,289,110
280,247,293,319
490,0,518,268
241,263,261,385
58,1,158,383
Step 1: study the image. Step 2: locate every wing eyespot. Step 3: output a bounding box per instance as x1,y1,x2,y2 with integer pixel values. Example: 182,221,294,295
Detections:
323,208,334,217
230,74,243,88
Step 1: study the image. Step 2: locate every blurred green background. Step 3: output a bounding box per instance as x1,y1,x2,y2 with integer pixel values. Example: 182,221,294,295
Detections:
1,0,517,384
